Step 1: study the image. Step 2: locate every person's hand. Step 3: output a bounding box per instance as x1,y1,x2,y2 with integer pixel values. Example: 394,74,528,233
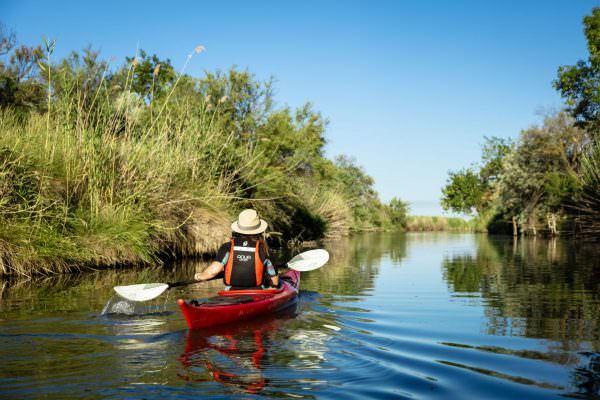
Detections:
194,262,223,282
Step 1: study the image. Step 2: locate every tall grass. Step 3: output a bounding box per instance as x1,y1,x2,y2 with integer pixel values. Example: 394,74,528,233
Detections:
292,179,351,239
0,45,425,276
573,141,600,238
406,216,474,232
0,57,263,276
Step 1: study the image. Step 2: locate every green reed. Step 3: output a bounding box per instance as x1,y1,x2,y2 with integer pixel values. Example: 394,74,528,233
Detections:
0,53,258,276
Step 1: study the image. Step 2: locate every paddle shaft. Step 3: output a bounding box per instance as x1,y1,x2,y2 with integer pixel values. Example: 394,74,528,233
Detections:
167,272,224,289
114,249,327,302
167,279,201,288
166,263,289,289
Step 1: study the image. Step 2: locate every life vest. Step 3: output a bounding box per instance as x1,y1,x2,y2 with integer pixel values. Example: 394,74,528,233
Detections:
223,239,265,287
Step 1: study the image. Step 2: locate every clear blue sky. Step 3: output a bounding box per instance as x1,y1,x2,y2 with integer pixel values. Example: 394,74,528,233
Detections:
2,0,596,215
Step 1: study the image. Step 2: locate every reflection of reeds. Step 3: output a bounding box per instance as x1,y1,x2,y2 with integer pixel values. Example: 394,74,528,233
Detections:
305,233,409,295
0,257,216,314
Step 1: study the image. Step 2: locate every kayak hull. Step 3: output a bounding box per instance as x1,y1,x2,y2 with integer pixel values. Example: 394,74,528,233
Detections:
178,270,300,330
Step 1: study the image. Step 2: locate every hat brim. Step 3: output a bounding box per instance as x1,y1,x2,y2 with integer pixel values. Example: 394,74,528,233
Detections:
231,219,268,235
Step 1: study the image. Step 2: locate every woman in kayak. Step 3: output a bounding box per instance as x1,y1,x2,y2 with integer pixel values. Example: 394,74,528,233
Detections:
194,209,279,290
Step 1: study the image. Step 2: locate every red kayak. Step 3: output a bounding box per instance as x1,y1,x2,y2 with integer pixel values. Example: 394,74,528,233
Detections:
178,270,300,330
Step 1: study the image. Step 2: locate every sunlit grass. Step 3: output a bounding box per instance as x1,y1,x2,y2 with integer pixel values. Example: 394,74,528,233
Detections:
406,216,474,232
0,50,254,276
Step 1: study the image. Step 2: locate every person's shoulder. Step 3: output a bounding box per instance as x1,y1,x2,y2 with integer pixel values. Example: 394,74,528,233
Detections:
217,240,232,255
219,240,233,249
257,242,269,260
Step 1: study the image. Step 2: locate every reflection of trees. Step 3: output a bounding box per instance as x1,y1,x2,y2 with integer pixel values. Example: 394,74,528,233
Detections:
0,228,409,315
304,232,408,295
442,235,600,395
0,231,410,314
443,235,502,293
0,258,212,316
444,236,600,346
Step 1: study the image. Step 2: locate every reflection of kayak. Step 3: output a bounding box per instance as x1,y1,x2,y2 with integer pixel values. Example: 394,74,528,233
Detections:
178,270,300,330
179,306,297,393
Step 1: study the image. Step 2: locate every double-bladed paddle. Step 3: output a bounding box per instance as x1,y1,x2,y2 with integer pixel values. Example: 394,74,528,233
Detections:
113,249,329,302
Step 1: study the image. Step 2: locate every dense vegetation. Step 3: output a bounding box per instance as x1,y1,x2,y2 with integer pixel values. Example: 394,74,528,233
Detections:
441,8,600,238
0,25,410,275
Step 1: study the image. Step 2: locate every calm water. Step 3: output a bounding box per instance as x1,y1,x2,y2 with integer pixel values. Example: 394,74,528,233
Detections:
1,233,599,399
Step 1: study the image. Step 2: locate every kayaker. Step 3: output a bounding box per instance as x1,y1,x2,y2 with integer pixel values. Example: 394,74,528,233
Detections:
194,209,279,290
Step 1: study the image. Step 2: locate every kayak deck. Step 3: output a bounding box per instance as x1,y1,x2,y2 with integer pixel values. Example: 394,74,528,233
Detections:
178,270,300,330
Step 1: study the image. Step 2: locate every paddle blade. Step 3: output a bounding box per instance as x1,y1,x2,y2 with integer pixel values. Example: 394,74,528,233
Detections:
287,249,329,271
113,283,169,302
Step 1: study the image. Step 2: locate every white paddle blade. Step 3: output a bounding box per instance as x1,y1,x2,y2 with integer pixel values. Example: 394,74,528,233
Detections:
113,283,169,302
287,249,330,271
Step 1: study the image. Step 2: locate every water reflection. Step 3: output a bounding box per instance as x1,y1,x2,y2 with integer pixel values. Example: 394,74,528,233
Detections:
0,258,209,315
178,307,299,395
571,352,600,396
442,235,600,397
3,233,600,399
443,236,600,343
307,232,408,295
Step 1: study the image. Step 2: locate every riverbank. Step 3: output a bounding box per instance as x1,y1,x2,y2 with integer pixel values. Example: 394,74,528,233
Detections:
0,96,469,277
0,43,414,276
406,216,475,232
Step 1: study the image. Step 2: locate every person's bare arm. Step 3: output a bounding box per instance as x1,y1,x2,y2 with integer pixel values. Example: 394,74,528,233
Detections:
265,259,279,287
194,261,224,281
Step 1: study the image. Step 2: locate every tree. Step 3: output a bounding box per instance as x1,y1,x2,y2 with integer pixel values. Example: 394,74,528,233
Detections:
441,168,485,215
551,7,600,237
496,112,585,235
44,47,111,126
123,50,176,103
0,23,16,56
254,104,326,171
387,197,409,229
554,7,600,137
441,137,512,216
480,136,513,185
333,155,384,229
497,147,544,234
198,68,274,141
0,41,45,114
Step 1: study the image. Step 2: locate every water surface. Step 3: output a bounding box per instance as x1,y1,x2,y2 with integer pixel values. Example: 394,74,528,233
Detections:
1,233,599,399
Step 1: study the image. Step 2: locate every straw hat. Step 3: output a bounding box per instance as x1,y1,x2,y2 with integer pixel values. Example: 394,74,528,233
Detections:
231,209,268,235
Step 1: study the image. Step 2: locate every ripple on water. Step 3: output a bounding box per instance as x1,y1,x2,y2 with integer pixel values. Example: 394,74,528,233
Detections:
2,233,600,399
